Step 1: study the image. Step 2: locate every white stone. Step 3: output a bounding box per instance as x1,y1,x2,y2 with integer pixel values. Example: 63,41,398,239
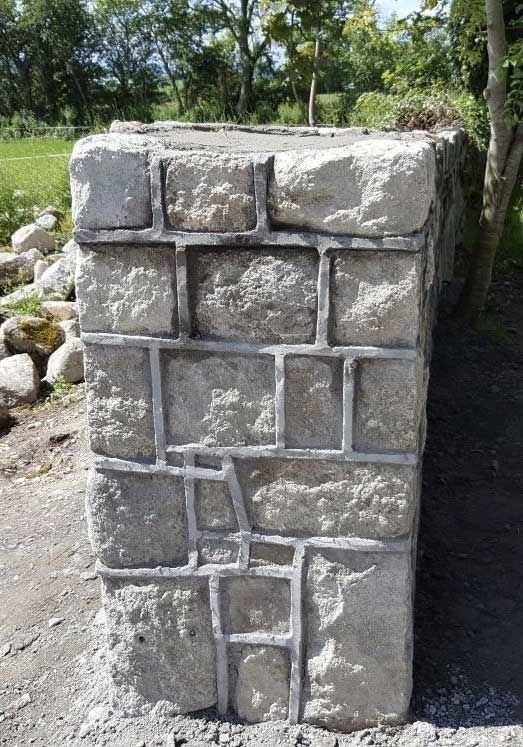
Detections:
269,140,436,237
35,213,57,230
45,338,84,384
36,247,77,301
59,319,80,339
33,259,49,283
0,354,40,407
11,224,55,253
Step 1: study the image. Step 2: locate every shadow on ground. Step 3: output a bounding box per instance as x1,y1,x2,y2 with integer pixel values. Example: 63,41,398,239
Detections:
413,271,523,728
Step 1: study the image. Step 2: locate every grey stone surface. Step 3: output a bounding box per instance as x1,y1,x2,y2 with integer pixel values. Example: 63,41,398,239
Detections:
233,646,290,723
0,249,43,287
59,319,80,340
36,245,77,301
0,284,36,308
84,345,155,463
42,301,78,321
285,356,343,449
194,480,237,531
162,352,275,447
33,259,49,284
0,335,9,361
269,141,435,237
45,338,85,384
188,248,318,343
1,316,64,359
77,246,177,336
0,353,40,407
249,543,295,568
70,136,152,230
302,548,412,731
354,359,419,451
87,469,187,568
103,578,216,713
198,538,238,565
165,153,256,232
11,223,55,253
221,576,291,634
330,251,421,348
237,459,415,539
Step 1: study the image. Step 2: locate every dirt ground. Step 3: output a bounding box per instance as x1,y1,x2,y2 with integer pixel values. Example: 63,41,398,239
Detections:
0,270,522,746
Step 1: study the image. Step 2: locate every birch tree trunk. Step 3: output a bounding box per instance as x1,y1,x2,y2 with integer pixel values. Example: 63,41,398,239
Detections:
457,0,523,325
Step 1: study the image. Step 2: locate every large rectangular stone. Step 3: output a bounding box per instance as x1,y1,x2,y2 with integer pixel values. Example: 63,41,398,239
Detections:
230,645,290,723
84,345,155,463
188,247,318,343
237,458,416,539
302,548,412,730
77,246,177,336
86,469,187,568
330,251,421,348
220,576,291,634
103,578,216,714
165,152,256,232
162,351,275,447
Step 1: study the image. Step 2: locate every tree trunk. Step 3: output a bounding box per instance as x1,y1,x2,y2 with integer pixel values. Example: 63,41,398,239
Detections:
308,35,321,127
236,60,254,116
457,0,523,325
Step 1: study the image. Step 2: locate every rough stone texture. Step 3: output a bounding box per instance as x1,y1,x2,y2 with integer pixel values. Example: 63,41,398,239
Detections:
0,406,11,426
233,646,290,723
0,249,43,287
70,136,152,230
302,549,412,731
354,359,419,452
87,469,187,568
103,579,216,713
237,459,416,540
33,259,49,283
1,316,64,361
72,123,467,729
221,577,290,634
0,353,40,407
330,252,420,348
162,352,275,447
77,246,177,336
45,338,85,384
0,283,36,308
11,223,55,253
269,141,435,237
285,356,343,449
0,335,9,361
84,345,155,463
165,153,256,232
36,246,77,301
42,301,78,321
59,319,80,340
188,248,318,343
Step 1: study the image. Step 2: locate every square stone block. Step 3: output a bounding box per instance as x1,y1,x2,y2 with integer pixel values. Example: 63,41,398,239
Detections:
77,246,177,336
87,469,187,568
71,136,152,230
230,645,290,723
330,252,421,348
188,247,318,343
194,479,237,532
302,548,412,731
84,345,155,463
103,578,216,713
250,543,295,568
269,140,435,237
198,538,238,565
165,152,256,232
354,359,419,452
284,356,343,449
221,576,290,634
162,351,275,447
237,459,415,539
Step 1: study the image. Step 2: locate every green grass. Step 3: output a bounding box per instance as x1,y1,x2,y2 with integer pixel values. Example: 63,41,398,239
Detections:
2,291,43,317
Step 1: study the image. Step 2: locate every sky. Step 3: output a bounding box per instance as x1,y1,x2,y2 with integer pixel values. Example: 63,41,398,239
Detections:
376,0,425,17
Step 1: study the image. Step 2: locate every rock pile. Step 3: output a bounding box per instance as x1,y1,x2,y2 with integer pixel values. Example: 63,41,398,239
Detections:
0,210,84,421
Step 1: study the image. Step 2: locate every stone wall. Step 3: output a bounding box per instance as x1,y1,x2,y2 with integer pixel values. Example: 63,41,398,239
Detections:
71,123,466,731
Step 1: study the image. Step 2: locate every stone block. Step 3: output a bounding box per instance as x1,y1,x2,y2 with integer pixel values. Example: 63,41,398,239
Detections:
302,548,412,731
237,459,415,539
354,359,419,452
198,538,238,565
188,247,318,343
330,251,421,348
250,543,295,568
0,353,40,407
194,480,237,531
87,469,187,568
103,578,216,713
70,135,152,230
284,356,342,449
77,246,177,336
162,351,275,447
84,345,155,463
165,152,256,232
269,140,435,237
221,576,290,634
231,646,290,723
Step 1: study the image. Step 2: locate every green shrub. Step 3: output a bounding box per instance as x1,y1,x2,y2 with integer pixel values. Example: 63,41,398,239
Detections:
2,291,43,317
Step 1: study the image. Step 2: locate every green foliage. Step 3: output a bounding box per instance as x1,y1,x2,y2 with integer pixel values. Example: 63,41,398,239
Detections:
43,377,80,406
2,292,43,317
500,181,523,269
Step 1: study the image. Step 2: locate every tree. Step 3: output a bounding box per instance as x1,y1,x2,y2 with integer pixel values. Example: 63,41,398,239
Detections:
457,0,523,325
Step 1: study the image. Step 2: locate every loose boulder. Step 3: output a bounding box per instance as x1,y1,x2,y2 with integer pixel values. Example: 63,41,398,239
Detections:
35,213,57,231
0,353,40,407
42,301,78,321
11,224,55,254
59,319,80,340
0,406,12,427
45,338,84,384
1,316,65,360
36,248,77,301
33,259,49,283
0,334,9,361
0,284,37,308
0,248,43,287
62,239,79,255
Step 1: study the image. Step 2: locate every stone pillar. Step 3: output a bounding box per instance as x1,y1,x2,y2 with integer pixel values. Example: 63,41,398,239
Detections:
71,123,465,731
